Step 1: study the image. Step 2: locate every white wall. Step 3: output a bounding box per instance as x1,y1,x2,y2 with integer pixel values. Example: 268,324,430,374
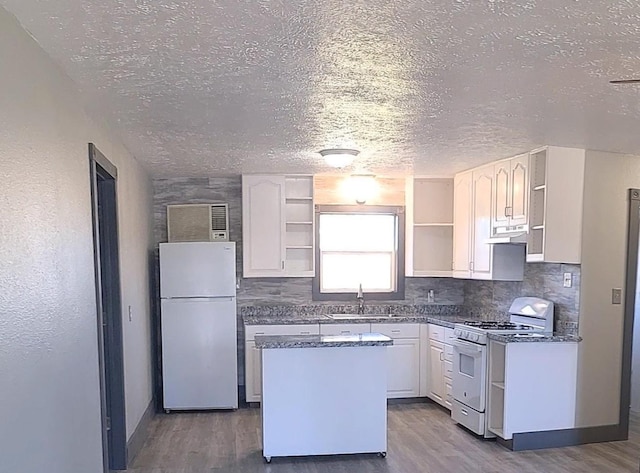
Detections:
576,150,640,427
0,7,153,473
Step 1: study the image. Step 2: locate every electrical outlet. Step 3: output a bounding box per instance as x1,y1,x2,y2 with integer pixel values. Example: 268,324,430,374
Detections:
612,288,622,305
563,273,572,288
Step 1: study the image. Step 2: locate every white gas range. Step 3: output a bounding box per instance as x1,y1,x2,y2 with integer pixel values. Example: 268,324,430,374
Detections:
450,297,554,437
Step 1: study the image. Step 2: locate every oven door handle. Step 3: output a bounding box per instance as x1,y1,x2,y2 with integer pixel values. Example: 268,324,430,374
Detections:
452,339,484,354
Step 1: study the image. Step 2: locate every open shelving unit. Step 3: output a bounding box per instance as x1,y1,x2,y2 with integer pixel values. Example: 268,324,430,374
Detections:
488,341,506,438
406,178,454,277
527,148,547,262
284,176,314,275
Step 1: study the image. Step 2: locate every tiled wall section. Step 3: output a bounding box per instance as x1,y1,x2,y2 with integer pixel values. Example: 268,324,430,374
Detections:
152,176,464,306
153,177,581,390
463,263,581,335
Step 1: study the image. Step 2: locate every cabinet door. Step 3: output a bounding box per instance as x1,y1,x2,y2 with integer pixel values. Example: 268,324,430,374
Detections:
245,341,262,403
242,175,286,277
471,165,494,278
509,154,529,227
493,161,510,230
386,338,420,398
429,342,445,403
453,172,472,277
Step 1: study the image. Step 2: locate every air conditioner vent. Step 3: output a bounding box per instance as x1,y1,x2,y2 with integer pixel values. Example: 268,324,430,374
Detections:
167,203,229,242
211,205,228,232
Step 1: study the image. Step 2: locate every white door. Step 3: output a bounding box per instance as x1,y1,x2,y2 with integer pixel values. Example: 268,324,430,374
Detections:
472,165,494,278
161,298,238,409
160,242,236,298
451,339,486,412
453,172,472,277
245,341,262,403
242,175,286,277
493,161,510,230
509,154,529,226
386,339,420,398
429,342,445,402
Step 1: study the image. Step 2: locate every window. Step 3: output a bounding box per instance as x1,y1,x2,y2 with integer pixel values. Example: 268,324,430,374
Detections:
312,205,405,301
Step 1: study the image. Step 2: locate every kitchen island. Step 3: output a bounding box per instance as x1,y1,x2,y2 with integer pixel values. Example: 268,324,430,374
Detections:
255,333,392,463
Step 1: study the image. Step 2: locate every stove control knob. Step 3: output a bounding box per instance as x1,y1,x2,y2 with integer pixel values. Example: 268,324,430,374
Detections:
472,333,479,342
454,329,461,337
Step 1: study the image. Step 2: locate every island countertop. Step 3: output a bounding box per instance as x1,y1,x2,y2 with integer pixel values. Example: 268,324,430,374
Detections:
255,333,393,349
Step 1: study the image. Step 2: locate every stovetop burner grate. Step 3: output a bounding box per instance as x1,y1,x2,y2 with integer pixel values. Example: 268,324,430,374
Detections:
463,320,537,331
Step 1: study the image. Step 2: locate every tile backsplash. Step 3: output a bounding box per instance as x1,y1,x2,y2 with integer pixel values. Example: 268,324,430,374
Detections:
463,263,581,335
153,176,581,334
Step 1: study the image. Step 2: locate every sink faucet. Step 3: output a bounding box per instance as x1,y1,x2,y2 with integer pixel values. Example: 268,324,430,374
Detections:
356,283,365,314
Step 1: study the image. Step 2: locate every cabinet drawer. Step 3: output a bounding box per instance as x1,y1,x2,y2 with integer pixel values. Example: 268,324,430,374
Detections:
451,400,484,435
429,324,445,342
371,323,420,339
444,344,454,362
444,360,453,379
445,328,456,344
245,324,319,340
445,381,453,408
320,323,371,336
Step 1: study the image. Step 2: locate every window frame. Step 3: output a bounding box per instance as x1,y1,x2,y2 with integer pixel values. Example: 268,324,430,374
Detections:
312,204,405,301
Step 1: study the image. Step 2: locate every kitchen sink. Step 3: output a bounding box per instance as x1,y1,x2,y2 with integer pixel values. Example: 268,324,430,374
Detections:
326,313,397,320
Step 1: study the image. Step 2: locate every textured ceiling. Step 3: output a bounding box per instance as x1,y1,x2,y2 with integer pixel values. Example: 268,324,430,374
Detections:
3,0,640,177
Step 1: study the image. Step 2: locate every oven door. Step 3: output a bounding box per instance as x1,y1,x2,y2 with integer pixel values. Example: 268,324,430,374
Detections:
452,339,487,412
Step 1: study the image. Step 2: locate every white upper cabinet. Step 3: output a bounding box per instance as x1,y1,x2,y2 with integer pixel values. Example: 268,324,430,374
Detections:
471,165,495,278
452,172,472,278
405,177,454,277
492,154,529,235
242,175,315,277
526,146,585,263
453,165,525,282
242,175,286,277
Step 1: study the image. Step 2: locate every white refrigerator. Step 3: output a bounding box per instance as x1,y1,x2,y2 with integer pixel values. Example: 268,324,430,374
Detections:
160,241,238,411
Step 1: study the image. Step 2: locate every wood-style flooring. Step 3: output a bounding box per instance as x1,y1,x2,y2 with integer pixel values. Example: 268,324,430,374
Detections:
128,402,640,473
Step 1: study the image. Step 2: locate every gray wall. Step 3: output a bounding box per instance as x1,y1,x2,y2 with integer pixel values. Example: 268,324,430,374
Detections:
0,7,154,473
153,177,464,306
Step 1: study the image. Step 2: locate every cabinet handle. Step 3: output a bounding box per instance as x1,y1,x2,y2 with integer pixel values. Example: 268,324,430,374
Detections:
281,261,285,270
504,206,509,217
440,352,444,362
461,408,469,416
392,330,401,333
300,331,310,335
469,261,474,271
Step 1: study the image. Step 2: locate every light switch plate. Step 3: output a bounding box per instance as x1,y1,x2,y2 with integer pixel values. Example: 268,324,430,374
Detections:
563,273,572,288
612,288,622,305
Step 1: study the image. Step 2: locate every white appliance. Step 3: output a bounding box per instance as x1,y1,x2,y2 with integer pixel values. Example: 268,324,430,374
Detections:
450,297,554,437
167,203,229,242
160,241,238,411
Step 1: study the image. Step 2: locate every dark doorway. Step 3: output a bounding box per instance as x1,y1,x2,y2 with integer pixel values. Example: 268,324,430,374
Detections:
89,143,127,471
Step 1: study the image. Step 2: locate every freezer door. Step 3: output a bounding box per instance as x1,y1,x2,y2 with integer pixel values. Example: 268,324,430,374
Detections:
161,298,238,409
160,242,236,298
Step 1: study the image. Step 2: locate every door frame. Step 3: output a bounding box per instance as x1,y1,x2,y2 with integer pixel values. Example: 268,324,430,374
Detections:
89,143,127,471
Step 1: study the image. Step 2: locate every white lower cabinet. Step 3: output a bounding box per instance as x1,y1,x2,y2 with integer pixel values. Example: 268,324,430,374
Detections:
427,324,454,410
488,340,578,440
372,323,421,399
244,324,320,403
246,322,427,402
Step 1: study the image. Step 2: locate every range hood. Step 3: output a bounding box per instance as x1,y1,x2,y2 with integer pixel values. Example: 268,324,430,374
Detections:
485,225,528,244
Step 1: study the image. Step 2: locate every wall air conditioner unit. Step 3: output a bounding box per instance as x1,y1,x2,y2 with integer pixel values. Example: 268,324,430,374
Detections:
167,203,229,242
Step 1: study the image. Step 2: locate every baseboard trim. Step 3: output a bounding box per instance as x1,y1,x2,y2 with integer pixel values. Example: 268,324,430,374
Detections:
127,398,155,465
498,424,628,451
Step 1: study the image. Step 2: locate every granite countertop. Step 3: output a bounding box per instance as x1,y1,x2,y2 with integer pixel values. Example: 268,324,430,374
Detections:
242,313,474,327
488,333,582,343
255,333,393,349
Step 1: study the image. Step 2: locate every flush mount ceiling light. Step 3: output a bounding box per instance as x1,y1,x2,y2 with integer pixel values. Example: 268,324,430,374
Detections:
319,148,360,168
